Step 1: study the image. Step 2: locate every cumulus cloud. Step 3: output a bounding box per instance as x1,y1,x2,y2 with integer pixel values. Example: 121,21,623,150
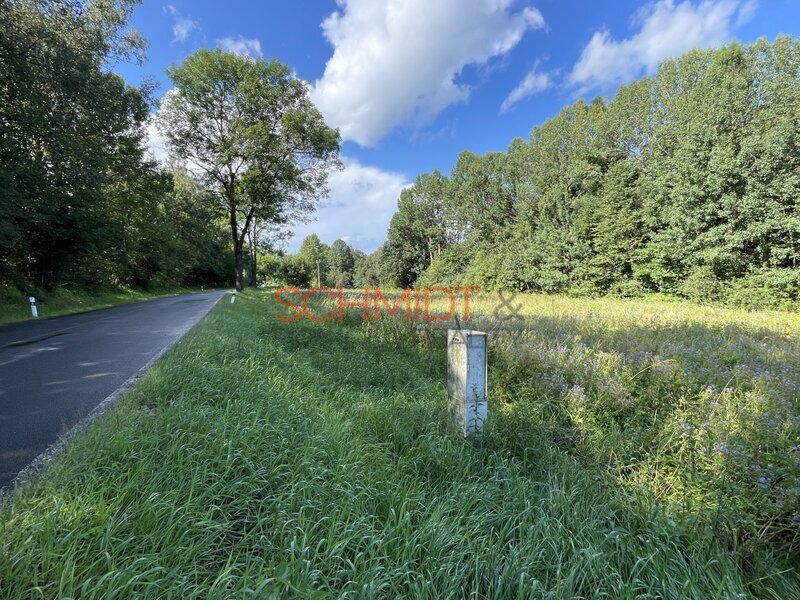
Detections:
287,158,410,253
569,0,756,92
217,36,263,59
311,0,545,146
146,96,406,251
144,116,169,164
164,5,197,43
500,64,551,112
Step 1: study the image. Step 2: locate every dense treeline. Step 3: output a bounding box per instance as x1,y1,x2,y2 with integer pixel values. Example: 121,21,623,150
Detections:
0,0,232,295
265,234,382,289
376,38,800,309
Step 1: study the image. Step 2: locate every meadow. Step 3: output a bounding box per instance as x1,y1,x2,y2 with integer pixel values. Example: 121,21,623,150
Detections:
0,289,798,598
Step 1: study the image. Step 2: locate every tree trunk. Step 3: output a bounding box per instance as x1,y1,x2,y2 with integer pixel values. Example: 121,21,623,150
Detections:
234,243,245,291
229,203,245,291
248,222,258,287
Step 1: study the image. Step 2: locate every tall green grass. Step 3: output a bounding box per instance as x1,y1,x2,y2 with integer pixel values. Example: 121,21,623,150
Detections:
1,290,798,598
0,285,198,325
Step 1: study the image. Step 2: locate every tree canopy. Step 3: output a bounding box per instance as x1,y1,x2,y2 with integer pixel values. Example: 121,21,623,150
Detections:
158,49,341,290
0,0,233,293
376,37,800,309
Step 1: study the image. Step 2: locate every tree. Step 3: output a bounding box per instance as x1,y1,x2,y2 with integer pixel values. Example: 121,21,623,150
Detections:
0,0,149,288
165,168,233,287
279,254,311,287
447,151,514,244
327,239,355,288
354,247,388,287
377,37,800,309
584,160,644,292
297,234,329,286
159,49,341,290
383,189,431,287
245,219,290,287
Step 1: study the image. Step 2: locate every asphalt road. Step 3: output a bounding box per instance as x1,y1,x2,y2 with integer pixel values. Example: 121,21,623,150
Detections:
0,290,224,488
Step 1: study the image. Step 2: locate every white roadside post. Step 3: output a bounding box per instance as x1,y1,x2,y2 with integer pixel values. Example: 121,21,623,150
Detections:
447,329,487,437
29,296,38,318
231,290,237,304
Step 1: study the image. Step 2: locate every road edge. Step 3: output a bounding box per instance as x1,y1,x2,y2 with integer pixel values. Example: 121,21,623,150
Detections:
0,292,226,498
0,289,217,331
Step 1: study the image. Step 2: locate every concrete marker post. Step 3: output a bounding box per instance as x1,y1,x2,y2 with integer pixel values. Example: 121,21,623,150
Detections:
447,329,487,437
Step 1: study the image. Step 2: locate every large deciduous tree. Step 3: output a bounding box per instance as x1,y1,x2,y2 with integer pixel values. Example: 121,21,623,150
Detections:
159,49,341,290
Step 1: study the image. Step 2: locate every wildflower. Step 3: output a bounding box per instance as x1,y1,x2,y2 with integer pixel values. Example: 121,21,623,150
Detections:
676,418,694,437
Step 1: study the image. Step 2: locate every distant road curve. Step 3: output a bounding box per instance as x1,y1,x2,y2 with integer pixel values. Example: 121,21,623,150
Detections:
0,290,225,488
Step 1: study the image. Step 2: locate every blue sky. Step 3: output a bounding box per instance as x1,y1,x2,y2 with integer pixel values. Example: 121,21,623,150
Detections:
116,0,800,253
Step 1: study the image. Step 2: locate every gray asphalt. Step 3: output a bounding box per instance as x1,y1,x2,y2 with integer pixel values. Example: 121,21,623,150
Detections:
0,291,224,488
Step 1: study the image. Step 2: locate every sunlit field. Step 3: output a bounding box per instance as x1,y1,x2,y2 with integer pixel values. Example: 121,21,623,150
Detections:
1,289,798,598
357,290,800,549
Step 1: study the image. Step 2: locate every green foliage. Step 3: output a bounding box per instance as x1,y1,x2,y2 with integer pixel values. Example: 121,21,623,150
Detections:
461,249,505,291
327,239,355,288
725,268,800,310
297,234,330,285
383,171,452,287
159,48,341,290
353,247,389,287
278,254,311,287
380,37,800,310
583,160,644,292
0,0,233,294
256,253,283,286
417,244,473,288
275,236,362,289
0,285,196,325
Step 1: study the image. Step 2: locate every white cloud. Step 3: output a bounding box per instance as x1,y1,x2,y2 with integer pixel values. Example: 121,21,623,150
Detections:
144,116,169,164
217,36,263,59
164,5,197,43
500,64,551,112
147,95,405,251
568,0,756,92
311,0,545,146
287,158,410,253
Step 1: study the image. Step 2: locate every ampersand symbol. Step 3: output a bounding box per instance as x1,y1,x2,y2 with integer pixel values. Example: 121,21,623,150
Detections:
492,290,523,319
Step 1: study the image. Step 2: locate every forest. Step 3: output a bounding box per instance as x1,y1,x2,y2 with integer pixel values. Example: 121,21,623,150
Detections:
1,0,340,308
0,0,238,300
280,37,800,311
4,0,800,314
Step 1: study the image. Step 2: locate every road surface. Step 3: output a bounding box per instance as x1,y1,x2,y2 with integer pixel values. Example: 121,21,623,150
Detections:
0,291,224,488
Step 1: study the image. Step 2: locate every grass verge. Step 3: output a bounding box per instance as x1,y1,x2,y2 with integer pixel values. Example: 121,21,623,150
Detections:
0,286,202,325
0,290,798,598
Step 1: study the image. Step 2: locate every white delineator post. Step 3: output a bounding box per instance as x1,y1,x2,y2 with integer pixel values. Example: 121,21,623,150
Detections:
230,290,237,304
447,329,487,437
29,296,38,318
